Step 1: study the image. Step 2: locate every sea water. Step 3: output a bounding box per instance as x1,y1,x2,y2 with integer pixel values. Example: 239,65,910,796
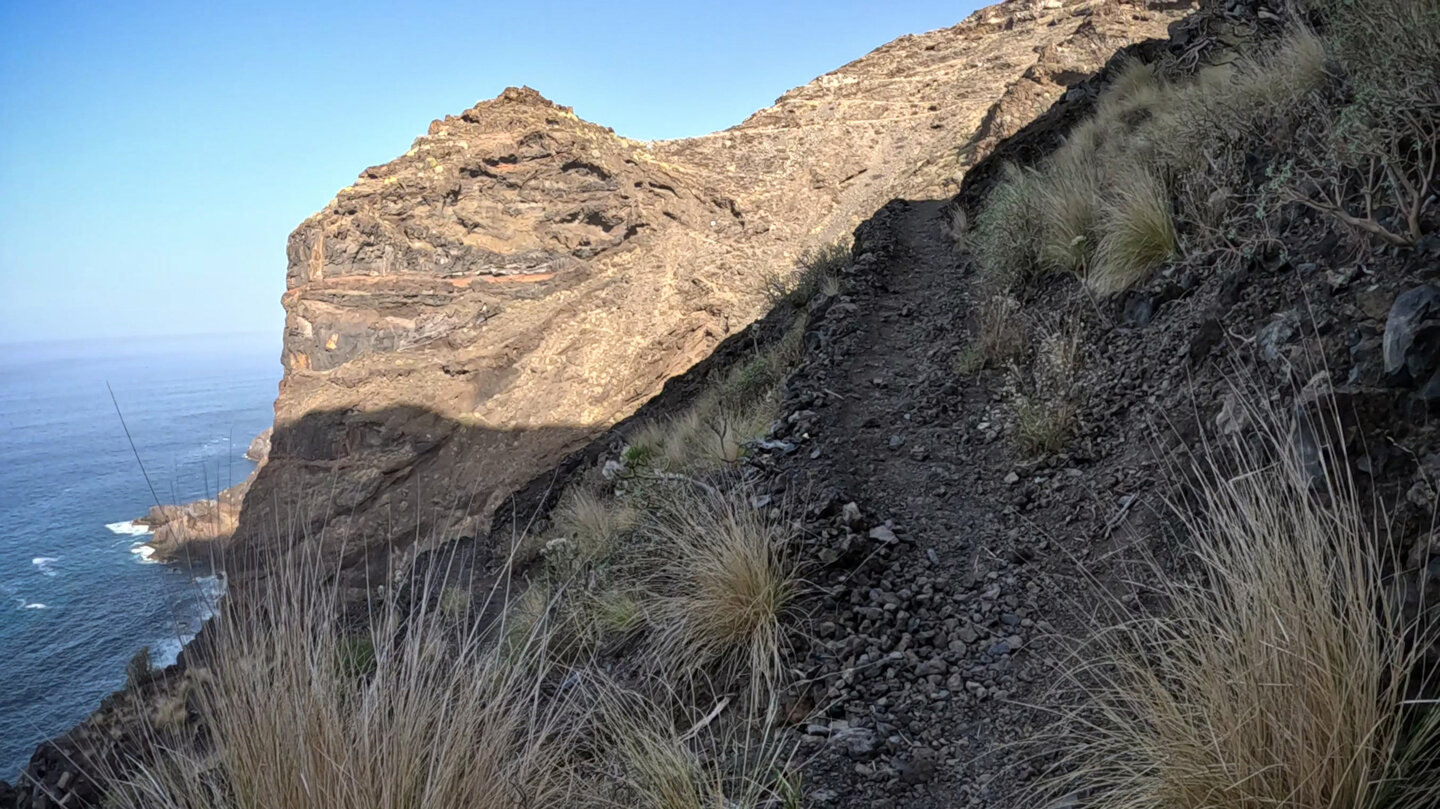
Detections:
0,333,278,778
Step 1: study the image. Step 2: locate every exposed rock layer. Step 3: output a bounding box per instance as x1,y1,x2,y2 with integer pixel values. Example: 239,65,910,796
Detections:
240,0,1190,565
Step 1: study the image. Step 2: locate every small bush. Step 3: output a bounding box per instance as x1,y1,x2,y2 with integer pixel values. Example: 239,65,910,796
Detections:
1293,0,1440,245
794,240,850,301
125,646,153,689
761,240,849,307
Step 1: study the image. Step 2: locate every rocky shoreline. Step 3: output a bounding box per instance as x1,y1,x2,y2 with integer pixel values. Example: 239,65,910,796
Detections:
120,428,271,565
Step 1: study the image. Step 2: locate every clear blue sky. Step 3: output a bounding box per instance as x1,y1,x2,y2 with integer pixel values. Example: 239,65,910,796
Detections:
0,1,983,343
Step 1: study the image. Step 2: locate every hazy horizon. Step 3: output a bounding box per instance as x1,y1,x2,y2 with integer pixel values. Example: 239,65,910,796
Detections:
0,0,984,344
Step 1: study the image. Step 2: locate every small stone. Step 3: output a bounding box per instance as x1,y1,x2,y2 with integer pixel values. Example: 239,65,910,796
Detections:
842,501,862,525
888,434,905,450
897,748,939,784
1003,471,1020,485
833,726,879,760
869,525,898,544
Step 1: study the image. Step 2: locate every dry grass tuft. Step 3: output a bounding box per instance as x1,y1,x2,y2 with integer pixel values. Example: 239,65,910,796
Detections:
105,551,590,809
1014,396,1076,456
956,294,1027,374
605,690,799,809
646,487,797,691
1098,60,1163,123
944,204,969,245
1035,151,1102,276
969,164,1044,292
553,488,638,563
1090,168,1176,295
1008,325,1082,456
1043,399,1440,809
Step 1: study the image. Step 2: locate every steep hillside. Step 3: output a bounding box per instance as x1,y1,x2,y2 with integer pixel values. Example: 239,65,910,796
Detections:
235,0,1189,568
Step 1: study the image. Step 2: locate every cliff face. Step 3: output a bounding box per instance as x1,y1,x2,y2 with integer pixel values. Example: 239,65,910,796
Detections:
237,0,1191,566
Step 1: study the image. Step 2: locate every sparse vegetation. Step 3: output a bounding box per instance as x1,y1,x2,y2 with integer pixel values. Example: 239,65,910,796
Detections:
628,314,805,474
966,15,1402,295
955,293,1026,374
760,239,849,307
105,552,589,809
1041,401,1440,809
1008,324,1082,456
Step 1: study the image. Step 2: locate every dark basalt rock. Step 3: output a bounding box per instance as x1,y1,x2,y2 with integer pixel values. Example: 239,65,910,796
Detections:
1384,284,1440,397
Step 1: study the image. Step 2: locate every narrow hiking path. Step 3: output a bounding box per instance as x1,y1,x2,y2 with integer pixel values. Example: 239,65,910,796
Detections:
776,199,1158,808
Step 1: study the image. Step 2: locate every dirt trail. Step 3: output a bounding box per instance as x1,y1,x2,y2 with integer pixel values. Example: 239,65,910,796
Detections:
778,199,1148,808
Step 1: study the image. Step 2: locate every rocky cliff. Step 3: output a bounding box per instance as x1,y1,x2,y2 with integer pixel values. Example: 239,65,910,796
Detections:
237,0,1190,568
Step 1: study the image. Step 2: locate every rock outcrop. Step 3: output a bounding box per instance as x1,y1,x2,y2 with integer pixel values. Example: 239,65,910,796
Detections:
134,431,270,562
238,0,1190,567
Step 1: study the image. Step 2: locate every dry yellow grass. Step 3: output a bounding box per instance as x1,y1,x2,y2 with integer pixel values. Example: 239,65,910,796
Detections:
104,552,590,809
553,488,638,563
645,487,797,692
1043,399,1440,809
1089,167,1176,295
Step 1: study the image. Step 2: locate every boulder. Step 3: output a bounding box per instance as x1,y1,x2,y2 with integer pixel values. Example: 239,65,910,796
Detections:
1383,284,1440,397
244,427,271,463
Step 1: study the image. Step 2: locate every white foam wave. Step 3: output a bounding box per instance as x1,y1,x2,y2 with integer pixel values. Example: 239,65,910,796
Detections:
150,574,228,668
106,520,153,537
195,573,226,620
21,602,46,610
150,637,184,668
31,557,58,576
130,544,157,564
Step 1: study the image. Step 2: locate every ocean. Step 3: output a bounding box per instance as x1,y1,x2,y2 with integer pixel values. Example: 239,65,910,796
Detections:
0,333,279,778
